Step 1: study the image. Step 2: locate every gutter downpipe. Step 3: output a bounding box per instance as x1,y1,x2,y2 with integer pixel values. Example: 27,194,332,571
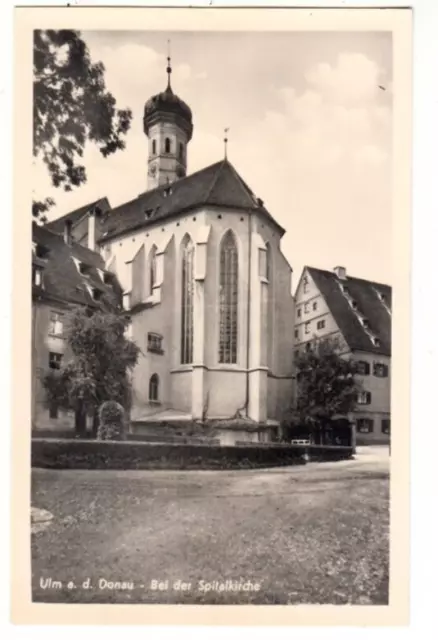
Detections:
245,211,252,417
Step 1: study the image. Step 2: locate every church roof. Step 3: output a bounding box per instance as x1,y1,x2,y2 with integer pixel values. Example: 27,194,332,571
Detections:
99,159,284,242
32,222,121,308
306,266,392,356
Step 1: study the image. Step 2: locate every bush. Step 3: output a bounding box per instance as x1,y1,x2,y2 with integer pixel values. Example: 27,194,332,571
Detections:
31,439,353,470
97,401,125,441
31,439,313,470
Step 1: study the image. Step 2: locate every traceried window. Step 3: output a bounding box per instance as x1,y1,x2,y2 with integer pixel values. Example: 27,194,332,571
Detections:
149,374,159,402
219,230,238,364
180,236,194,364
148,245,157,296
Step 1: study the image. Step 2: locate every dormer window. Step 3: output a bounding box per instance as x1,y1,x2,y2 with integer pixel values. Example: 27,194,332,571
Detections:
163,186,172,198
360,317,369,329
144,208,154,220
92,288,103,301
371,336,381,347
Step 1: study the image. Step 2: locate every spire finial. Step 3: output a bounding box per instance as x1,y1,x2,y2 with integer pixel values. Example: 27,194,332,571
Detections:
224,127,229,159
166,39,172,89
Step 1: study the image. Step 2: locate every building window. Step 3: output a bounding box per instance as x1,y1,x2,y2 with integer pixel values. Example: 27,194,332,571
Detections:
149,374,159,402
48,352,63,370
297,308,301,318
165,137,171,153
265,242,271,282
294,329,299,339
49,312,64,337
316,319,326,330
304,302,309,314
357,390,372,405
219,230,239,364
381,419,391,434
313,301,317,311
373,362,388,378
152,139,157,155
147,332,163,354
303,276,309,293
181,235,194,364
33,266,43,287
304,321,310,334
356,360,370,375
357,418,374,433
179,142,184,160
148,245,157,296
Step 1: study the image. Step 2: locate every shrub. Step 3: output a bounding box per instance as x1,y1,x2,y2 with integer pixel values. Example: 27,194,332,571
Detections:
97,401,125,441
31,439,353,471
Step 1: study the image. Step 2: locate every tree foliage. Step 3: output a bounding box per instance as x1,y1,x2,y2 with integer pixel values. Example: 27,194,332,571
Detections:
33,30,132,217
284,337,360,435
43,306,140,433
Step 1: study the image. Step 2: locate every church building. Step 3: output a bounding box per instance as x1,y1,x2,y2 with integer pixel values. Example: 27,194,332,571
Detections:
45,56,296,438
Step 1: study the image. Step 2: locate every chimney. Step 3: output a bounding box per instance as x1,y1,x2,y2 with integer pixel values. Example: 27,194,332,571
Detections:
88,208,96,251
334,266,347,280
64,219,72,246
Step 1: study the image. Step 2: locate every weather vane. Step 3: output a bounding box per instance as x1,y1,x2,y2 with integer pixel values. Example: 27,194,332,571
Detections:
224,127,230,159
166,39,172,88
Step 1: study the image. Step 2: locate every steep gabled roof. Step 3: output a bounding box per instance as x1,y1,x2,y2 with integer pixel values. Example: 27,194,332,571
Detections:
44,197,111,235
306,266,392,356
98,159,284,242
32,222,121,308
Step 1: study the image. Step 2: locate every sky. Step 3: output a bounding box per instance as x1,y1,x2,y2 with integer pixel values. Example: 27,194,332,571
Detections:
33,30,393,289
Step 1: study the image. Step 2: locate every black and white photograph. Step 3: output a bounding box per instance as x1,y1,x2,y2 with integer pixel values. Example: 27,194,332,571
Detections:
11,5,411,626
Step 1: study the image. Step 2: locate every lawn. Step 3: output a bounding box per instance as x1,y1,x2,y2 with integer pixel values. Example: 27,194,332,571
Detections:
31,451,389,605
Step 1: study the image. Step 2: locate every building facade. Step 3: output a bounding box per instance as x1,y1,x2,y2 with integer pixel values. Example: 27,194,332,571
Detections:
32,222,120,431
294,265,391,444
42,59,296,438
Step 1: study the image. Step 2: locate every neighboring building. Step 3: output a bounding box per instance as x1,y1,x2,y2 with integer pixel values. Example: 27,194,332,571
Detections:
45,197,111,249
32,221,121,431
294,266,391,444
43,57,296,440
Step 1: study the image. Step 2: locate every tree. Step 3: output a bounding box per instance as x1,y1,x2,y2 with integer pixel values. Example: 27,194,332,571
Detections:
43,306,140,437
33,30,132,218
283,337,360,444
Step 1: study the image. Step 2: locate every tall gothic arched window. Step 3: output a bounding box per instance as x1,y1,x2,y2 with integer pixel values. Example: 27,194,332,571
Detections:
149,374,159,402
219,230,238,364
148,245,157,296
181,235,194,364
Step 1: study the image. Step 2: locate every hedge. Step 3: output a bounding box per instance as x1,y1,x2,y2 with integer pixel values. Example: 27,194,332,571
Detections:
31,439,353,470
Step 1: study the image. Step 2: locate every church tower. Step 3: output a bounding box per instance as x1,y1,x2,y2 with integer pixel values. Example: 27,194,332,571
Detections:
143,51,193,190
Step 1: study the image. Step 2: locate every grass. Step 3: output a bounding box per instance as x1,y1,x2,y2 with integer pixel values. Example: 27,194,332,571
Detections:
31,451,389,605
